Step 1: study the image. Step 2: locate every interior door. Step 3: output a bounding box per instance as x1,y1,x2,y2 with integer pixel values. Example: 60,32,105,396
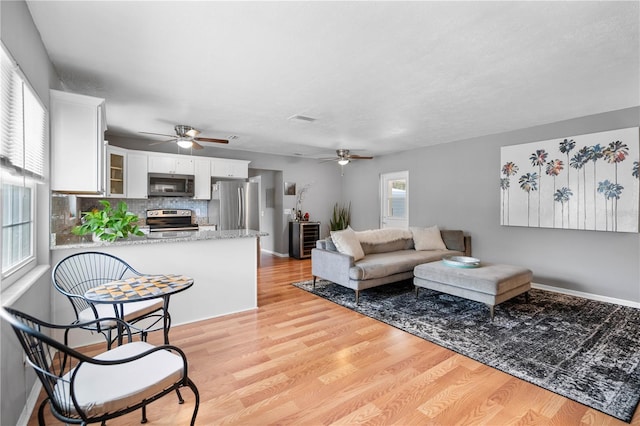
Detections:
380,171,409,229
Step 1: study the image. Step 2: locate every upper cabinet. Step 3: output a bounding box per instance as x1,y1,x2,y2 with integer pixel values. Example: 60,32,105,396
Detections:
148,153,195,175
126,150,148,199
193,158,212,200
106,145,126,198
211,158,249,179
50,90,107,194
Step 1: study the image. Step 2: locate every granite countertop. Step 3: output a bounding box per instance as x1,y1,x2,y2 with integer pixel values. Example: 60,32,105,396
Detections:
51,229,268,250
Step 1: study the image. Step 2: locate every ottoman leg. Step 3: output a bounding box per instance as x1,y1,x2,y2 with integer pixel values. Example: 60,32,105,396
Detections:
488,304,495,321
525,291,530,302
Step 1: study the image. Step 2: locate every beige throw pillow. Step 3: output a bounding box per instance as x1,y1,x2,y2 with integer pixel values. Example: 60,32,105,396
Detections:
330,227,365,261
411,226,447,251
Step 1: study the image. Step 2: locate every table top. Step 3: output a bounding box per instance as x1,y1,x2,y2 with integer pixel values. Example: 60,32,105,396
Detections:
84,274,194,304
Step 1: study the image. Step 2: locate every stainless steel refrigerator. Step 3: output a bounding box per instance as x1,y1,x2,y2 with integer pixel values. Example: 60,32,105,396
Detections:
207,181,260,231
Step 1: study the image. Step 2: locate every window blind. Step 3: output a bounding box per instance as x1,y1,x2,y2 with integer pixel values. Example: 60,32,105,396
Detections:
0,44,46,181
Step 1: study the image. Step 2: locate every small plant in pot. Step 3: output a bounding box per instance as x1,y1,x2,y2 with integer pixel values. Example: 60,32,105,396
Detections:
72,200,144,242
329,202,351,231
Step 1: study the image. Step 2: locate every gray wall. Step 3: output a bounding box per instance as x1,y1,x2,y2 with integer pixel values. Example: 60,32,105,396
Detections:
1,1,60,425
343,107,640,303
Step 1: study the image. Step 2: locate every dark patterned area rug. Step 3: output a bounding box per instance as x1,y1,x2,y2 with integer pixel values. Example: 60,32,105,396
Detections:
292,279,640,422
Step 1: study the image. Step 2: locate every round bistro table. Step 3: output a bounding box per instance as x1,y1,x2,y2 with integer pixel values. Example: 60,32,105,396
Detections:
84,274,193,345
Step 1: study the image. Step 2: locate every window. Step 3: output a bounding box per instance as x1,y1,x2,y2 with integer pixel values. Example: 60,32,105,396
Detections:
380,171,409,229
1,44,47,285
2,179,33,274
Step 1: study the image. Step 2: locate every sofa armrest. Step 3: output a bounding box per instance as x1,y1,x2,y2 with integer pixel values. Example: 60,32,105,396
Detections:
311,247,354,287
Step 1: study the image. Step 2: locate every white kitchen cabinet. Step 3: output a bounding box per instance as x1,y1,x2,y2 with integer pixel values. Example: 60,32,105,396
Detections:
50,90,107,194
175,157,195,174
106,145,127,197
211,158,249,179
148,154,194,174
126,151,149,199
193,158,212,200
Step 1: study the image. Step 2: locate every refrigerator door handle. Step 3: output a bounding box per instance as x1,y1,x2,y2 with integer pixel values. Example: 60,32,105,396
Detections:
238,188,244,229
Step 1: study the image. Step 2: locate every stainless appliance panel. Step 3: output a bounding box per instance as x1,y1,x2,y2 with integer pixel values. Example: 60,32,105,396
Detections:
146,209,198,232
208,181,259,231
148,173,195,197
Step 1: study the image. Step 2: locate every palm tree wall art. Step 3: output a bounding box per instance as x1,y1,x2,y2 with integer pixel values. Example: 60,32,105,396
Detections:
500,127,639,233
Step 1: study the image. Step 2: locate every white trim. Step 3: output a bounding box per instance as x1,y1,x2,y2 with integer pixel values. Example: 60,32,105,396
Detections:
1,264,49,306
16,380,42,426
532,282,640,309
261,249,289,258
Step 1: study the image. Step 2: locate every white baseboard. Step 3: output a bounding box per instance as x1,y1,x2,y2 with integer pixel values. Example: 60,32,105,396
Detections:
532,282,640,309
261,249,289,258
17,380,42,426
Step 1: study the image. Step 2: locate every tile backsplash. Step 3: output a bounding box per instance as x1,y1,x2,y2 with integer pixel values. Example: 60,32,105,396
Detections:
51,195,210,236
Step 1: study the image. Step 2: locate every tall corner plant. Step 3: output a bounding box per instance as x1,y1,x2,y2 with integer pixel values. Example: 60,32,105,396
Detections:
72,200,144,242
329,202,351,231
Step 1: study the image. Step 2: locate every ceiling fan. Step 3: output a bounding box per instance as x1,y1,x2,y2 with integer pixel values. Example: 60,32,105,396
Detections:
139,125,229,150
322,149,374,165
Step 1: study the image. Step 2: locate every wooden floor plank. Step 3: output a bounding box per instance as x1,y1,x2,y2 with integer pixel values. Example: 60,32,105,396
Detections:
27,254,639,425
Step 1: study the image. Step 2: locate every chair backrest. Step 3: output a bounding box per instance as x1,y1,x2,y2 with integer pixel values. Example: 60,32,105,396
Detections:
52,251,142,319
0,307,89,420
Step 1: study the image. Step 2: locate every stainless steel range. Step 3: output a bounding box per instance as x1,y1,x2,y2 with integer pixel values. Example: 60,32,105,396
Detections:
146,209,199,238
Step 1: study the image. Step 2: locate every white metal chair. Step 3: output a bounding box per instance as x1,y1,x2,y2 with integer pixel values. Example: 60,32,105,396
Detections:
52,251,166,348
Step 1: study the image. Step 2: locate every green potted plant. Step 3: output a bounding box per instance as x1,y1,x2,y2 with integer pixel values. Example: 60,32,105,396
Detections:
329,202,351,231
72,200,144,242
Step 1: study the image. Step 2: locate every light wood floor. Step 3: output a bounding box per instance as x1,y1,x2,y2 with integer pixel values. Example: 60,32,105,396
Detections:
30,254,640,425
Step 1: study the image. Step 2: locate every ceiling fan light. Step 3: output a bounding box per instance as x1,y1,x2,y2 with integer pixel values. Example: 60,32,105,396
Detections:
185,128,199,138
177,138,193,148
338,159,350,166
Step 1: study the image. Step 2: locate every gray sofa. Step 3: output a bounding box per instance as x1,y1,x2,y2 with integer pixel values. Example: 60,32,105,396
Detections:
311,229,471,303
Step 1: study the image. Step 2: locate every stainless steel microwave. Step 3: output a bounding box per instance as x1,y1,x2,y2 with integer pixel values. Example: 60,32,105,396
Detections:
148,173,194,197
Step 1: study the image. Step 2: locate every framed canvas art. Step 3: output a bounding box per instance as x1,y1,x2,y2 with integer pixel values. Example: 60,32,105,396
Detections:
500,127,639,233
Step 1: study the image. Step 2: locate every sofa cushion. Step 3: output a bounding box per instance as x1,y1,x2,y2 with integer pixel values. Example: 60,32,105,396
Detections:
411,226,447,251
360,238,414,255
331,227,365,261
440,230,465,252
355,228,414,255
355,228,412,244
349,249,461,281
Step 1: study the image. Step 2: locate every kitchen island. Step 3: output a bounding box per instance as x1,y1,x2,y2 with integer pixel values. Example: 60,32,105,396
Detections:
51,229,267,347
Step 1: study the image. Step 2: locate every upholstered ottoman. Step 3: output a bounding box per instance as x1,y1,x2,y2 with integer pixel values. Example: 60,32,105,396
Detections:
413,261,532,320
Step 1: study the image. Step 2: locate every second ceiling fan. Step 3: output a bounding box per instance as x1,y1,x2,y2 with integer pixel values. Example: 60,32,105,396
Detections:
140,125,229,150
323,149,374,165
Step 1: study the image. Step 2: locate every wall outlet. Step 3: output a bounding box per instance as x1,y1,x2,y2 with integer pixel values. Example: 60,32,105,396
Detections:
284,208,292,215
195,208,201,216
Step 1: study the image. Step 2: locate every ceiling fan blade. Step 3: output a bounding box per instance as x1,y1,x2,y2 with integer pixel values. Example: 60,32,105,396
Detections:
149,138,175,146
139,131,176,138
348,155,374,160
319,158,339,163
194,137,229,144
192,141,204,150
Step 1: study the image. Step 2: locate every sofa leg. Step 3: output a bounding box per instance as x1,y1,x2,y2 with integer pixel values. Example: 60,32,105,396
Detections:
524,291,530,302
312,276,316,289
415,286,419,298
488,305,495,321
355,290,360,304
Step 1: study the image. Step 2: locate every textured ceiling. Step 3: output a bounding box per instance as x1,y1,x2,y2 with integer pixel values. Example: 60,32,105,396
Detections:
26,1,639,159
